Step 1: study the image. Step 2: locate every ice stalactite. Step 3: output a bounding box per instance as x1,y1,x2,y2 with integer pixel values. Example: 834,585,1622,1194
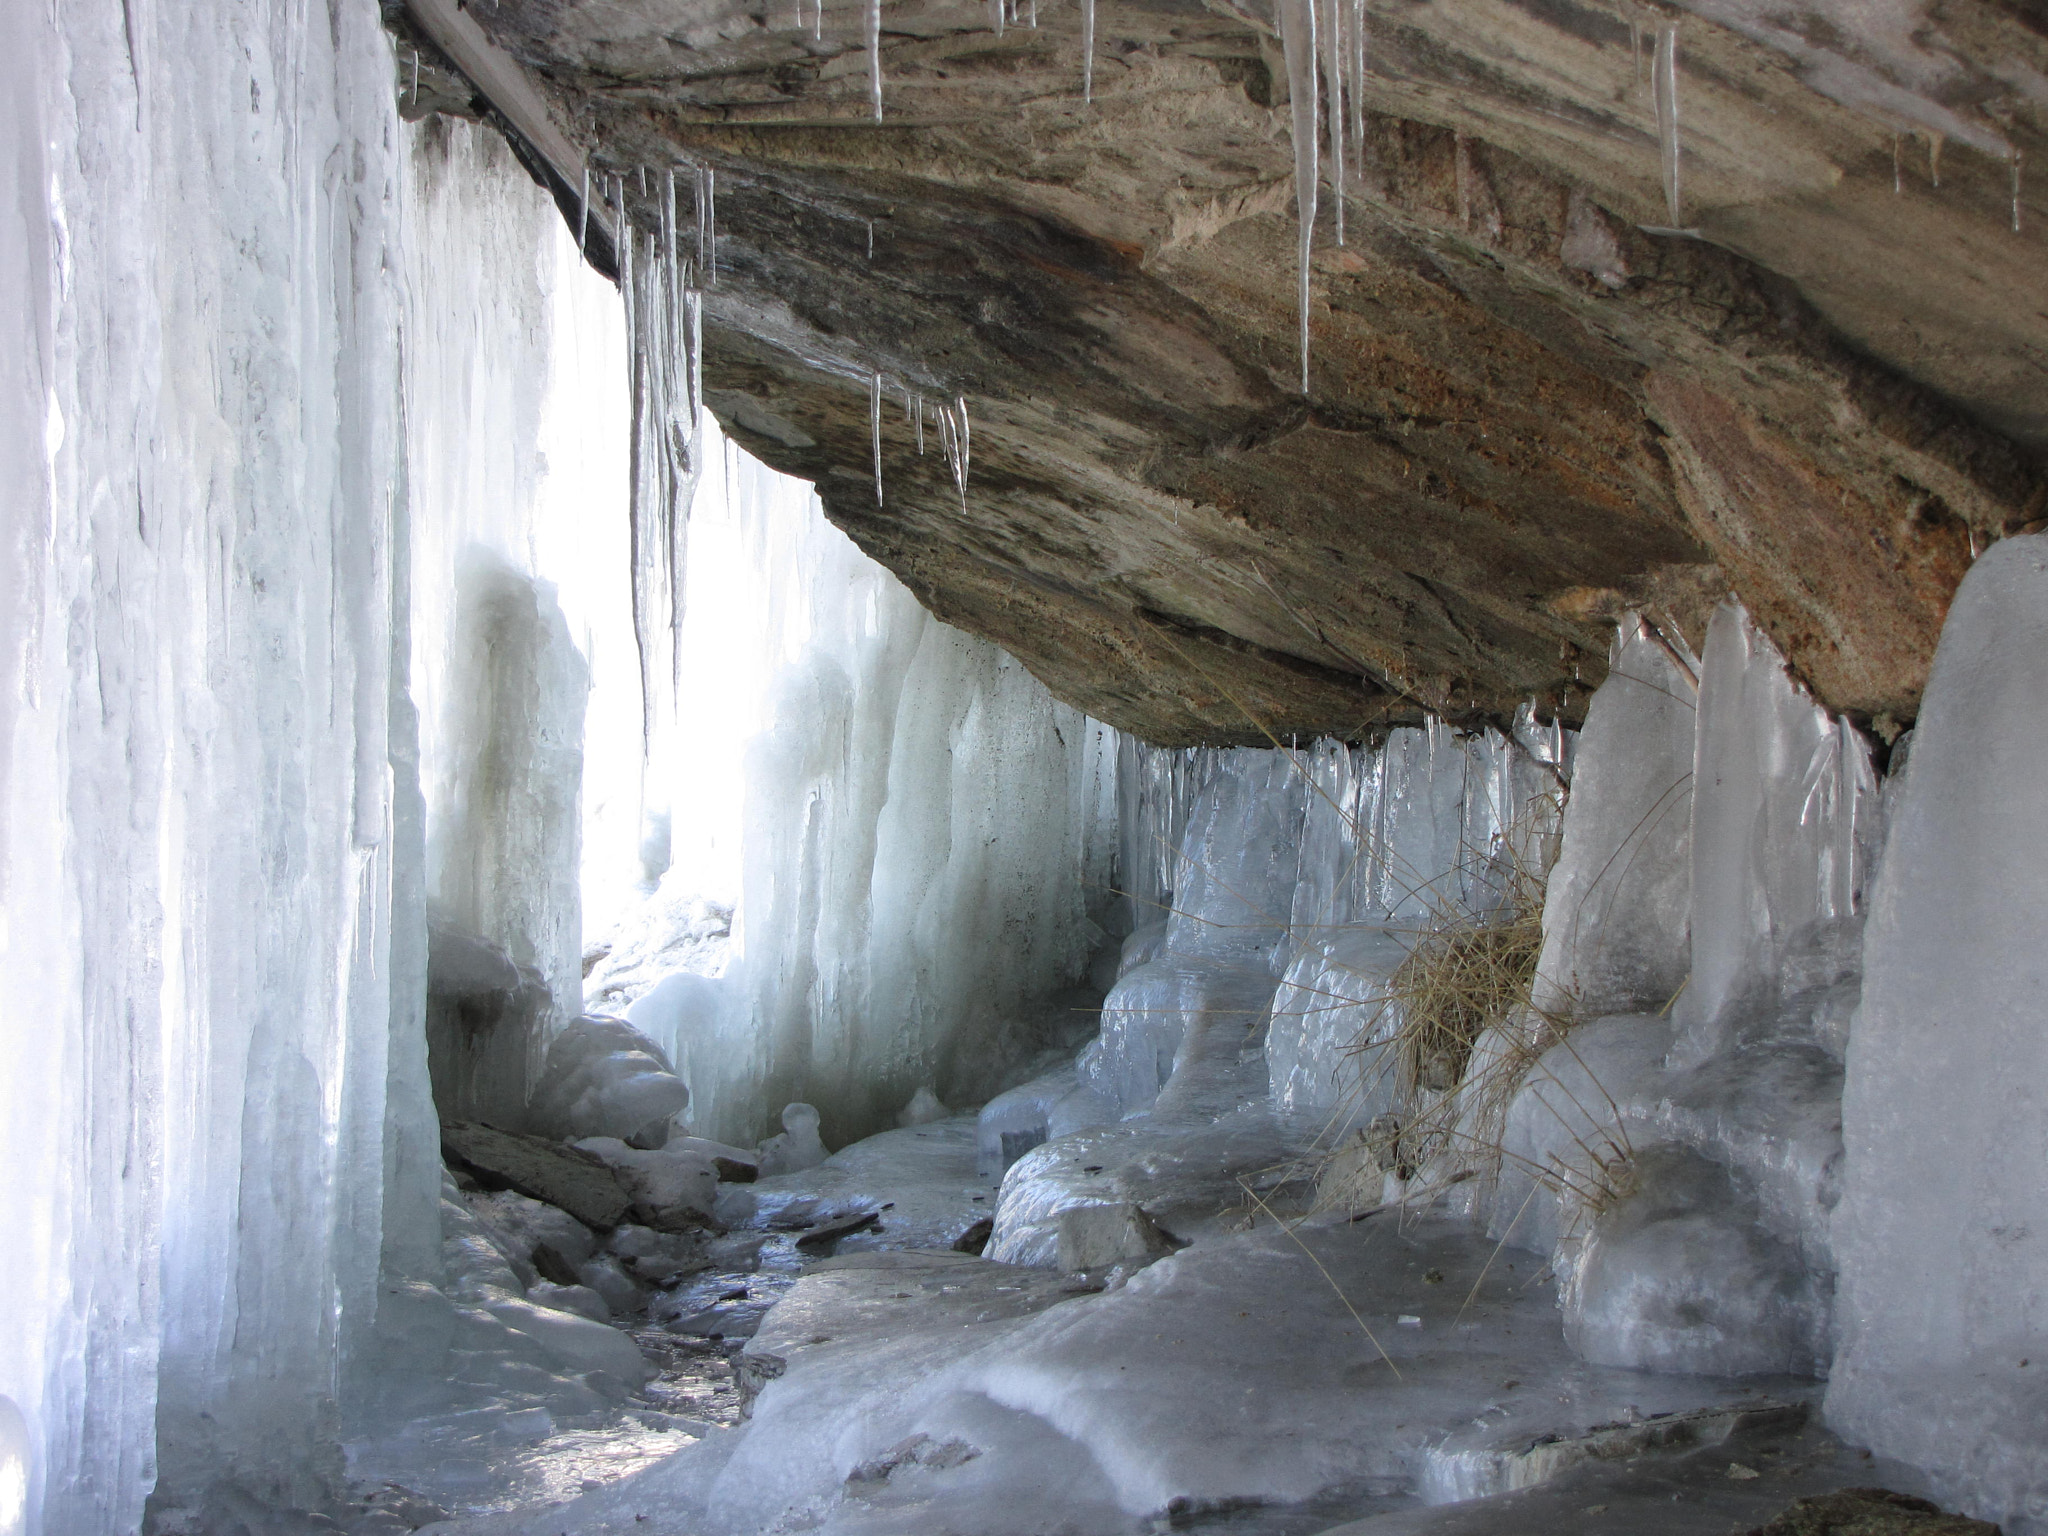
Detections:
1317,0,1346,244
936,395,972,512
1651,23,1681,227
868,0,884,120
870,371,884,504
1081,0,1096,102
1346,0,1366,164
623,160,717,746
991,0,1006,36
1279,0,1319,392
2012,149,2023,232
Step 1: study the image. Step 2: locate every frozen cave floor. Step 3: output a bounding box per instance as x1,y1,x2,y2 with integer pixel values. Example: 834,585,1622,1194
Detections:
383,1112,1948,1536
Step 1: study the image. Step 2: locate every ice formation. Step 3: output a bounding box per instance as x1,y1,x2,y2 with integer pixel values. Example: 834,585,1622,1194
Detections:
1279,0,1320,391
607,432,1121,1149
1828,533,2048,1530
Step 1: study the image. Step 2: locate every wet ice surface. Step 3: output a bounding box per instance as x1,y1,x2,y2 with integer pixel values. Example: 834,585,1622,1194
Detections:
423,1203,1821,1536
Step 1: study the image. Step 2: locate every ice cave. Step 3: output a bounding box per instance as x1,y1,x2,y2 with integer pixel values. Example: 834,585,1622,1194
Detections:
7,1,2048,1533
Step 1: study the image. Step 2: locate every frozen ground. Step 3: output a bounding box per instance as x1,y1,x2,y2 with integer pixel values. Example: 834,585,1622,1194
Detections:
418,1174,1843,1536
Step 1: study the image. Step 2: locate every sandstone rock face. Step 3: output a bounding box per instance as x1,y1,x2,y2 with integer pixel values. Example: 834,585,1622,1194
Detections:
398,0,2047,741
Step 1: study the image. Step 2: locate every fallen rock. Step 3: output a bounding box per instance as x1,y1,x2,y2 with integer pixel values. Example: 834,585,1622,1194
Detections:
1054,1202,1185,1273
1744,1489,2001,1536
668,1134,760,1183
441,1121,632,1229
606,1223,714,1287
573,1136,721,1232
952,1217,995,1256
792,1206,887,1251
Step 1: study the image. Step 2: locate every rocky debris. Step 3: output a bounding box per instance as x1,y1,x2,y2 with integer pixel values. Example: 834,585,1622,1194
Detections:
1053,1201,1187,1273
1744,1489,2002,1536
441,1120,633,1229
573,1137,722,1231
846,1432,981,1483
606,1223,717,1287
951,1217,995,1255
790,1206,888,1251
526,1015,691,1145
667,1134,760,1183
527,1280,613,1323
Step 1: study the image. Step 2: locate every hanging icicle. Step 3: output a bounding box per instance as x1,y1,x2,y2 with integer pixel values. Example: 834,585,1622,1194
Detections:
935,396,970,513
1317,0,1345,244
1278,0,1319,393
1345,0,1365,169
990,0,1005,35
870,372,885,505
915,395,926,454
2012,149,2024,233
868,0,884,120
694,165,717,285
1650,23,1681,228
1081,0,1096,102
577,165,592,260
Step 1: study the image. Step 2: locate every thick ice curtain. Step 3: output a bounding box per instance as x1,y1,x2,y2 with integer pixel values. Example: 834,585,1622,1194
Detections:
0,2,410,1530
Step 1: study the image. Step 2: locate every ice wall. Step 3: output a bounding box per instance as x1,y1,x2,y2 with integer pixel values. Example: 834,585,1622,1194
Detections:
401,118,631,1125
0,2,413,1529
1829,534,2048,1531
622,437,1120,1148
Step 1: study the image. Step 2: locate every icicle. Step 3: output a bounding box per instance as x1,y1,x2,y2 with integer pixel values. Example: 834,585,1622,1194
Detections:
814,0,824,42
577,165,591,259
694,166,717,286
1651,23,1680,228
1278,0,1319,393
2013,149,2023,233
936,397,970,513
1346,0,1365,168
867,218,875,259
871,371,885,506
991,0,1005,35
409,48,420,107
868,0,884,120
1081,0,1095,102
1928,130,1944,189
1029,0,1038,26
638,165,648,196
1892,134,1902,195
915,395,926,454
1318,0,1345,244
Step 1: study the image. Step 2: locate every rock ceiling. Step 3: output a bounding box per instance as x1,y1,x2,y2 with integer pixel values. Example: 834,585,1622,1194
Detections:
395,0,2048,744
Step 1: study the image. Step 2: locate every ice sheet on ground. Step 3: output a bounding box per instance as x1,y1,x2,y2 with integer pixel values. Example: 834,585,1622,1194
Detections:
421,1217,1811,1536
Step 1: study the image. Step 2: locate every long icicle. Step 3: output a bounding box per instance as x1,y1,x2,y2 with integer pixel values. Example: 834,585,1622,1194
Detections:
1081,0,1095,102
1651,23,1680,227
1346,0,1365,166
1279,0,1319,393
871,372,885,505
868,0,884,119
1318,0,1345,244
577,164,591,259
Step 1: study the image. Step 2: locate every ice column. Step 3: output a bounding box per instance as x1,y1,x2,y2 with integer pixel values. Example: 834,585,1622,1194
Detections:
0,1,416,1529
1531,616,1696,1019
1828,533,2048,1530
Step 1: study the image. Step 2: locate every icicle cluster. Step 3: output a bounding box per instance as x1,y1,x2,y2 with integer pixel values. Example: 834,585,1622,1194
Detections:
613,163,717,738
1275,0,1368,393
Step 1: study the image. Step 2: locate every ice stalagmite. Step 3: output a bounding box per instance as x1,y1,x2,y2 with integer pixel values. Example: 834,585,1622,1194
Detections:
868,0,884,120
1279,0,1319,392
1317,0,1346,244
1651,23,1681,227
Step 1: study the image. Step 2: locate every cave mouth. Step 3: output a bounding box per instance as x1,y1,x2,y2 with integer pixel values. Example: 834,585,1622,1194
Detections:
5,2,2046,1535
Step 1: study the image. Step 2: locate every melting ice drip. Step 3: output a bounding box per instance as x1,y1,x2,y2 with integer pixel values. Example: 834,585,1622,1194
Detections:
867,0,883,120
612,162,718,734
